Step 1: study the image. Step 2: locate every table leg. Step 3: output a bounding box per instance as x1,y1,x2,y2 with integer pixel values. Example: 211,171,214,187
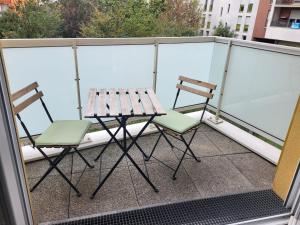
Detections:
90,116,158,199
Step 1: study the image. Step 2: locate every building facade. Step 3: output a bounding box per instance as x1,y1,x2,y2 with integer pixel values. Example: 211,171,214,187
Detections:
265,0,300,45
200,0,263,40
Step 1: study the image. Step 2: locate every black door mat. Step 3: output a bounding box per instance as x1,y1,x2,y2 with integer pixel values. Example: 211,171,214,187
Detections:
47,190,290,225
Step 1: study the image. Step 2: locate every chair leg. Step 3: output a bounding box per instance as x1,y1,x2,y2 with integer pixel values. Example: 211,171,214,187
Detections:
145,132,162,161
154,124,174,149
74,148,94,168
30,147,82,197
181,135,201,163
172,146,189,180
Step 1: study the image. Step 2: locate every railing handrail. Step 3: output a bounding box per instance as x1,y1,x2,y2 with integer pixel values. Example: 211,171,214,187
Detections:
1,36,300,56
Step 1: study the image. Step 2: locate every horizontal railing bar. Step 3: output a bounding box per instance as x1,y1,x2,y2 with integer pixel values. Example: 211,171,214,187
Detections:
0,36,215,48
2,36,300,57
215,37,300,56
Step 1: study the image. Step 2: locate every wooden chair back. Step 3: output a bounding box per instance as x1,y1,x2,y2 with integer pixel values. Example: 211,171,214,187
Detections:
176,76,217,99
11,82,44,115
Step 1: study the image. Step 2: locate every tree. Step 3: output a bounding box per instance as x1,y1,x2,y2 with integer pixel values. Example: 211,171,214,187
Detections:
81,0,202,38
213,22,235,38
0,0,62,38
58,0,96,38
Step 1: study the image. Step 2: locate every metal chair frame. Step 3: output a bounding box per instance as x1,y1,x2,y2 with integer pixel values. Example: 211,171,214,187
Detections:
146,76,216,180
12,82,93,197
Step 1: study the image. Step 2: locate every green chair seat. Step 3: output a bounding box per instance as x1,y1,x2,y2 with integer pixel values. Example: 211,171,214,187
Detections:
35,120,92,147
153,110,200,134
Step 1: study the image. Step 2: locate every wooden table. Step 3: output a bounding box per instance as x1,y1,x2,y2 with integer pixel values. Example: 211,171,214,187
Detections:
85,88,166,199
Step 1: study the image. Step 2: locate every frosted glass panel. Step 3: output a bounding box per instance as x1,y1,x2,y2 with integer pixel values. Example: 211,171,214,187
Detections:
222,46,300,140
78,45,154,121
156,43,214,108
208,43,228,107
3,47,78,136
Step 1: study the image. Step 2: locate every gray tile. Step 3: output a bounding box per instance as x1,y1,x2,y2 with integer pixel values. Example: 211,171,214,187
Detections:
28,175,70,223
226,153,276,190
204,131,250,154
129,162,201,207
68,168,138,219
25,154,72,179
197,123,215,132
126,134,179,166
183,156,255,198
171,132,222,159
72,145,127,174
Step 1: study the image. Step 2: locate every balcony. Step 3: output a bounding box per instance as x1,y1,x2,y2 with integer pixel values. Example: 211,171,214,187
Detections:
1,36,299,224
276,0,300,7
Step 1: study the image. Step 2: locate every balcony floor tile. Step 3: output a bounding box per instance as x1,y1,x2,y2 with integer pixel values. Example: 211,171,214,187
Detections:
129,162,201,207
24,125,276,224
26,154,72,179
226,153,276,190
183,156,256,198
28,174,70,223
204,130,251,154
69,168,138,218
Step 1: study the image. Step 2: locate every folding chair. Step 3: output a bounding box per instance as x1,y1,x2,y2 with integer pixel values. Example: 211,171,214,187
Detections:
146,76,216,180
11,82,94,196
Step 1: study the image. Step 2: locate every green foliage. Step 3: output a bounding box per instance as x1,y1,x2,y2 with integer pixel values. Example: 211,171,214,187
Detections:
213,22,235,38
81,0,202,38
0,0,62,38
0,0,202,38
59,0,96,37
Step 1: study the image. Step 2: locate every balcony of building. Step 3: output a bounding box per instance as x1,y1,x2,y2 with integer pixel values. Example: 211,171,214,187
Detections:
1,36,299,224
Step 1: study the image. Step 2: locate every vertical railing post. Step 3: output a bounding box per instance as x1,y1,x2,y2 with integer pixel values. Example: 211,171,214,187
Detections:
210,40,232,124
152,41,159,92
72,42,83,120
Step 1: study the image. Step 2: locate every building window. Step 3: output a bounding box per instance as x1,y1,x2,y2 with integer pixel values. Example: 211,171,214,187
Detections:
204,0,208,11
206,31,210,36
242,35,247,40
247,3,253,13
227,4,231,13
243,24,249,32
209,0,214,12
239,4,244,12
220,7,223,16
207,21,211,29
236,24,241,31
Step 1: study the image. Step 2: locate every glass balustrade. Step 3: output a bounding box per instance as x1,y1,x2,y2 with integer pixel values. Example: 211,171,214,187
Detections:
2,38,300,144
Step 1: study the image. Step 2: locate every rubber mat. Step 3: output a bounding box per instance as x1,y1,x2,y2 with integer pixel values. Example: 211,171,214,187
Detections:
49,190,290,225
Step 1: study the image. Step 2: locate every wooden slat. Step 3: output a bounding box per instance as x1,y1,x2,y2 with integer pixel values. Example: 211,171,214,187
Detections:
11,82,38,101
128,89,143,116
107,88,120,116
97,89,107,117
137,88,155,115
13,91,43,114
85,88,97,117
176,84,213,99
179,76,217,90
118,89,131,116
146,89,166,115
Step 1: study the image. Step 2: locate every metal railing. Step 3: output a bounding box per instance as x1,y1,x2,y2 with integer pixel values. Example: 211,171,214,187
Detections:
1,36,300,145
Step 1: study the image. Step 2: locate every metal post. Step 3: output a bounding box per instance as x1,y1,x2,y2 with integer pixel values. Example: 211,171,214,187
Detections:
72,42,83,120
209,40,232,124
152,41,159,92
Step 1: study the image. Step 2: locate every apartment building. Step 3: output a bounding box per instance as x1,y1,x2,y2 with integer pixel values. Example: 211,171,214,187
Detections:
265,0,300,45
200,0,263,40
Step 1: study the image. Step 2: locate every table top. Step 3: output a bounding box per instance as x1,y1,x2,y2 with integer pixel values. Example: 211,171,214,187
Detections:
85,88,166,118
